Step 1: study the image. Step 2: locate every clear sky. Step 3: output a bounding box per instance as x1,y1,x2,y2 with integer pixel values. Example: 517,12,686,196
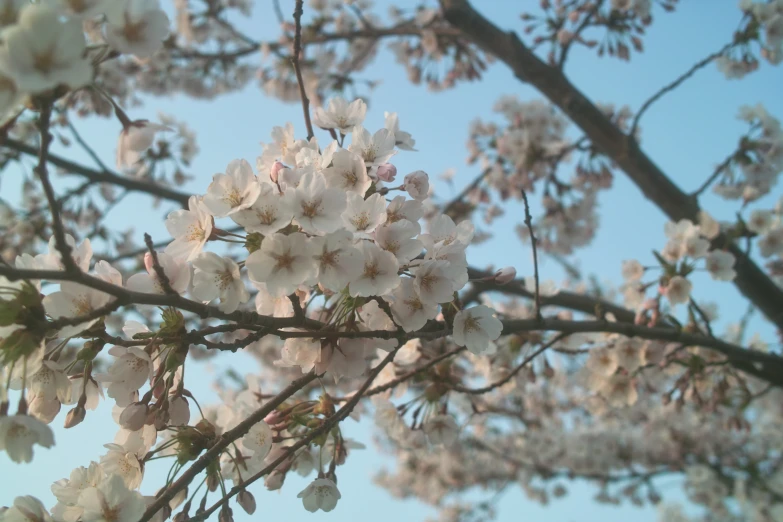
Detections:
2,1,782,521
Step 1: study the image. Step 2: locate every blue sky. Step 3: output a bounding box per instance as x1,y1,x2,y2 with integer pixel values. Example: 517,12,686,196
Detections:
2,1,782,521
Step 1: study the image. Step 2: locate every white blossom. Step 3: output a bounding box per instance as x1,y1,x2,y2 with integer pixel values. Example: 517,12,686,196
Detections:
663,276,692,306
342,192,386,236
313,97,367,133
388,278,438,332
308,230,363,292
0,4,92,93
104,0,170,59
1,496,53,522
350,126,397,171
322,149,371,195
349,242,401,297
283,171,347,235
705,250,736,281
95,346,152,407
164,196,214,261
452,305,502,355
246,232,316,297
99,443,143,489
403,170,429,201
297,478,341,513
0,414,54,463
231,182,292,235
77,474,146,522
203,159,261,218
384,112,417,151
413,260,456,304
375,220,423,264
241,422,273,459
191,252,249,313
252,281,294,317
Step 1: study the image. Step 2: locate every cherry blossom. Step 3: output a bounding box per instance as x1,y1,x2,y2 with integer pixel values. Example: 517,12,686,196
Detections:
452,305,503,355
375,220,423,264
252,281,294,317
191,252,249,313
77,474,146,522
0,4,92,93
342,192,387,236
413,260,456,305
241,421,273,460
350,126,397,172
202,159,262,218
322,149,372,194
104,0,170,59
246,232,316,297
297,478,341,513
231,182,292,235
0,414,54,463
403,170,430,201
349,242,401,297
313,97,367,134
705,250,737,281
385,112,417,151
308,230,363,292
1,496,53,522
283,171,347,235
95,346,153,407
164,196,214,261
388,278,439,332
663,276,692,306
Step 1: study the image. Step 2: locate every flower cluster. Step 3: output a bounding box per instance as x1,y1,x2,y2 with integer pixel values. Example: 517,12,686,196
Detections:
0,0,170,119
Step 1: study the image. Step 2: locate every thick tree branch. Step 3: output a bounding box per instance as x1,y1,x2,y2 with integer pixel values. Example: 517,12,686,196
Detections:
438,0,783,332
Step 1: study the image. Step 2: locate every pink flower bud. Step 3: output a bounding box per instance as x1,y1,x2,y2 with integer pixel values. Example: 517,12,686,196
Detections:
493,267,516,284
270,161,286,183
64,405,86,428
263,409,285,426
120,402,149,431
376,163,397,182
144,252,155,273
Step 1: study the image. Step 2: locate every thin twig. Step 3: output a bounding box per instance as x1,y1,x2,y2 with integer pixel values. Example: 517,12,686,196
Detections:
291,0,315,141
446,334,567,394
519,187,542,321
144,233,177,295
692,151,735,197
557,0,603,69
189,348,401,522
630,42,734,136
442,166,492,216
138,371,319,522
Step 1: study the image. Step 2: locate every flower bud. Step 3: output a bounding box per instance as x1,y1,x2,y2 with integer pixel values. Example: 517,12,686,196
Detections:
64,405,86,428
270,161,285,183
218,505,233,522
376,163,397,182
143,252,155,273
237,490,256,515
119,402,149,431
493,266,516,284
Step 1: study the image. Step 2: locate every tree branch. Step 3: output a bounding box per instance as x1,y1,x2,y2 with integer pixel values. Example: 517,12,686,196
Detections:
438,0,783,332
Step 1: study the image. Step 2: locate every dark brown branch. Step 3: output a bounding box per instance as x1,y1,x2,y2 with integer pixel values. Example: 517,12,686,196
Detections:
438,0,783,332
34,102,78,273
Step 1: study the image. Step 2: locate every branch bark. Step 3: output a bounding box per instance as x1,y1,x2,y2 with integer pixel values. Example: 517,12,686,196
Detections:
438,0,783,332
